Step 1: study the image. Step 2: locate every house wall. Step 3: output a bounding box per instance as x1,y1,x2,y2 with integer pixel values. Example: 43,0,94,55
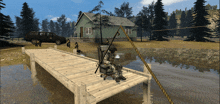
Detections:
93,26,137,38
75,15,94,38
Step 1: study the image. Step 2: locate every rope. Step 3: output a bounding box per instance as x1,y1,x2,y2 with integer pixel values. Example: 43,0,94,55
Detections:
120,25,174,104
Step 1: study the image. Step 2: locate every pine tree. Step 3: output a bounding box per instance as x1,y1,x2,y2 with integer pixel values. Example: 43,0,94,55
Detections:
152,0,169,41
148,1,155,40
55,22,60,36
114,2,133,19
179,11,187,38
49,20,55,33
185,10,193,38
4,15,15,37
57,15,67,37
168,12,177,37
15,16,22,38
71,21,76,37
185,0,213,42
20,2,38,38
0,0,14,37
42,19,49,32
135,6,150,41
33,18,40,31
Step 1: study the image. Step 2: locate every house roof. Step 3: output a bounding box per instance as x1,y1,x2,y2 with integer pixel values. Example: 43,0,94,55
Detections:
75,12,136,27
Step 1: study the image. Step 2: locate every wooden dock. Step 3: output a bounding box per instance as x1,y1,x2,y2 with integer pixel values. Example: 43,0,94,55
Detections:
23,46,152,104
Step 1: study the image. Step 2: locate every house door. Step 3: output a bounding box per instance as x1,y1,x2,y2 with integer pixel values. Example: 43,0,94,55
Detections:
80,27,83,38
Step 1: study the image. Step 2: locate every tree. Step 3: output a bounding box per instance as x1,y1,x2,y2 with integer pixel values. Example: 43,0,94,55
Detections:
135,6,150,41
185,10,194,38
151,0,169,41
148,1,155,40
57,14,67,37
15,16,22,38
49,20,55,33
185,0,213,42
88,0,112,44
114,2,133,19
4,15,15,37
33,18,40,31
205,3,211,10
0,0,14,37
55,22,60,36
179,11,187,38
168,12,177,37
42,19,49,32
71,21,76,37
78,11,82,20
19,2,38,38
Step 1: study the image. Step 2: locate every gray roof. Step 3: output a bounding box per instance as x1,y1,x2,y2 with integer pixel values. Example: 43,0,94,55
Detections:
76,12,136,27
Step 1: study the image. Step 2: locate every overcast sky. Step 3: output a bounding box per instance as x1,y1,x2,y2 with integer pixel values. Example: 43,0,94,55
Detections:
1,0,219,26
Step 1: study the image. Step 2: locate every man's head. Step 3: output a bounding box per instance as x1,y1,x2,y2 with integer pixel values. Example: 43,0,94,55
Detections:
109,45,117,53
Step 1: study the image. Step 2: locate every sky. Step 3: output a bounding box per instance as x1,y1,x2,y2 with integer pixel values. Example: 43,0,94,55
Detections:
1,0,219,27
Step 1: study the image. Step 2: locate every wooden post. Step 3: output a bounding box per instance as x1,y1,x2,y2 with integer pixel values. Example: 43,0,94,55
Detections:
75,84,80,104
22,47,25,54
54,45,57,49
80,82,87,104
30,53,37,86
73,49,77,54
143,64,152,104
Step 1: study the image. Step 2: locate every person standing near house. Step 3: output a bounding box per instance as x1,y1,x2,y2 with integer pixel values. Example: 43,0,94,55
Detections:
67,39,70,48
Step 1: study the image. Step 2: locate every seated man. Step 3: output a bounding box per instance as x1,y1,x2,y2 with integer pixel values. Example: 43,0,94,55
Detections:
103,45,126,82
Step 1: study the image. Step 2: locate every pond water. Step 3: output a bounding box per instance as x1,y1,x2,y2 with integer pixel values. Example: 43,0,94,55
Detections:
1,48,219,104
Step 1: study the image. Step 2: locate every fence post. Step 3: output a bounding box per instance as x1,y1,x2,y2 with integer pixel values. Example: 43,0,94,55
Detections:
73,49,77,54
54,45,57,49
143,64,152,104
22,47,25,54
30,53,37,86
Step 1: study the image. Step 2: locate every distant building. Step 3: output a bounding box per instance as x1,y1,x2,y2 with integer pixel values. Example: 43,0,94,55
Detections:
74,12,137,42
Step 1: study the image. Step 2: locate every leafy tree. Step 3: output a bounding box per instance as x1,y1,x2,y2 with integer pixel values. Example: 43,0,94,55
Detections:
88,0,112,44
179,11,187,38
0,0,14,37
78,11,82,20
49,20,55,33
185,0,213,42
185,10,194,38
151,0,169,41
114,2,132,19
168,12,177,37
42,19,49,32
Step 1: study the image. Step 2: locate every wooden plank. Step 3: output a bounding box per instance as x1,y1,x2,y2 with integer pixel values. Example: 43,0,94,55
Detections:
88,72,137,94
44,57,83,65
95,76,148,102
33,56,77,95
56,62,95,72
66,70,95,79
51,60,93,68
86,71,132,91
59,66,96,77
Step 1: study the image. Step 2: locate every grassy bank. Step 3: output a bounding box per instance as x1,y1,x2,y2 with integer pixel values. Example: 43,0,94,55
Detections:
0,40,219,66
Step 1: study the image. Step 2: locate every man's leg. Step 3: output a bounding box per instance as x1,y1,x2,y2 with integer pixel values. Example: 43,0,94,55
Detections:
116,64,126,80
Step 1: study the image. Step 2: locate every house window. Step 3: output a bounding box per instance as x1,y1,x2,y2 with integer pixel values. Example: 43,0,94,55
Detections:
85,27,92,34
125,29,132,35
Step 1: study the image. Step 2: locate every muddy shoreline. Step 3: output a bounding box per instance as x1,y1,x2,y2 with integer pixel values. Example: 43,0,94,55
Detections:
137,48,219,72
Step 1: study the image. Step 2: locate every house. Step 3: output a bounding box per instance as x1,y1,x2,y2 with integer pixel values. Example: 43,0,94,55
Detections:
74,12,137,42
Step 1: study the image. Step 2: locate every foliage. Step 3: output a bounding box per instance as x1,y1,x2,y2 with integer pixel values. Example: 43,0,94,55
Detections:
185,10,194,38
78,11,82,20
184,0,213,42
179,11,187,38
0,0,14,37
114,2,133,19
151,0,169,41
19,2,39,38
168,12,177,37
42,19,49,32
49,20,55,33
